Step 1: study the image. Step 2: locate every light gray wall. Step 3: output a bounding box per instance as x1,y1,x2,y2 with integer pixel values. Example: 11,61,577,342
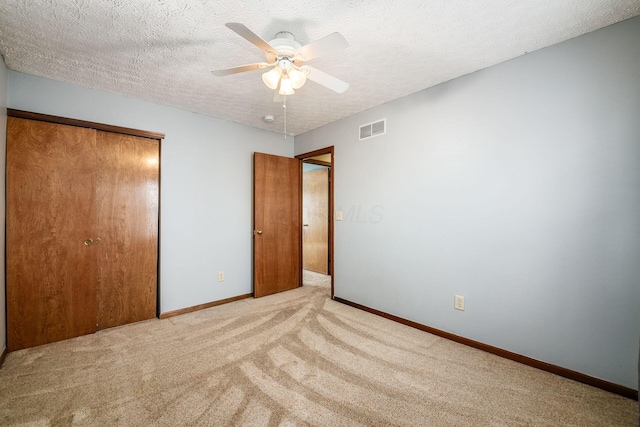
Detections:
7,71,293,313
295,17,640,389
0,56,7,355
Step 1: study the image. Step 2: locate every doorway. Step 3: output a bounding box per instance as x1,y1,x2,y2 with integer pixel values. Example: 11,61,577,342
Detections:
296,147,334,298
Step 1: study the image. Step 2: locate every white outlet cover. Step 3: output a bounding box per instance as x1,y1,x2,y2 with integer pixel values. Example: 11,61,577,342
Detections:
454,295,465,311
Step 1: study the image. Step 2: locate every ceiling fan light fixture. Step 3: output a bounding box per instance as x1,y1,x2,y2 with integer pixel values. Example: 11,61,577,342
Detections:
288,68,307,89
213,23,349,97
279,75,295,95
262,67,282,90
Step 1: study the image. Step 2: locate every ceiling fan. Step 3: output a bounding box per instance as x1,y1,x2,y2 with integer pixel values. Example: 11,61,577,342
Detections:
212,23,349,96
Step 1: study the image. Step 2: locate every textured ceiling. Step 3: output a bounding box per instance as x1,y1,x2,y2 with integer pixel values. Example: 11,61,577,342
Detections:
0,1,639,136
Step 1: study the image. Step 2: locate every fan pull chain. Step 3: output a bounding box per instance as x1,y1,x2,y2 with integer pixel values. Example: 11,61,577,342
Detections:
283,96,287,140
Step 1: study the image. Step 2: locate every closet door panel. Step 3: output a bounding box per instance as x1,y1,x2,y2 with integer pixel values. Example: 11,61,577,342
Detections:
96,131,159,329
6,118,98,350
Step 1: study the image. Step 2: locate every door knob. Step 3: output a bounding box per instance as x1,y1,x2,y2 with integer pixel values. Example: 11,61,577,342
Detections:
95,237,102,244
254,230,263,235
84,238,93,246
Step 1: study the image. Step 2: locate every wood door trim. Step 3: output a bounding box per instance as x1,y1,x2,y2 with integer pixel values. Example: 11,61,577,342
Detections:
296,146,334,298
333,297,639,401
297,146,334,159
8,109,165,140
159,293,253,319
304,159,331,167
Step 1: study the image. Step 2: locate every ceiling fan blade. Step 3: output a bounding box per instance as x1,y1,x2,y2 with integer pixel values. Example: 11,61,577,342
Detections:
296,32,348,61
226,23,275,54
304,66,349,94
211,62,270,77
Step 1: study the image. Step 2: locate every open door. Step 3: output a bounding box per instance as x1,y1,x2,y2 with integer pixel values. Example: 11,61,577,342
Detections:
253,152,301,298
303,167,329,274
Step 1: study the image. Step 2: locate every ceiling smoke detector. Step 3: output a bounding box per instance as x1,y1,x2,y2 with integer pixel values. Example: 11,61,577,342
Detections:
263,115,275,123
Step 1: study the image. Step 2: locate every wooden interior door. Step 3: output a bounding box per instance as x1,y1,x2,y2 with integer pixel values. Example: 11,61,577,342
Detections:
6,118,98,351
96,131,159,329
253,152,301,298
303,168,329,274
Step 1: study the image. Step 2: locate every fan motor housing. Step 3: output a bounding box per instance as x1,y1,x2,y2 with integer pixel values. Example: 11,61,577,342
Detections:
268,31,302,57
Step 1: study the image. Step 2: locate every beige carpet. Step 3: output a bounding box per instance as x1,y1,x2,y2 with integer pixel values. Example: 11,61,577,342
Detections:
0,271,637,426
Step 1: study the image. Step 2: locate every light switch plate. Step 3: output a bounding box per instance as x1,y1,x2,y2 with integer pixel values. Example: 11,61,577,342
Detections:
335,211,344,221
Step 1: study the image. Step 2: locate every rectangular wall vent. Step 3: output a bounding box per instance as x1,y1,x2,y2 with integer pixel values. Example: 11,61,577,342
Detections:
359,118,386,140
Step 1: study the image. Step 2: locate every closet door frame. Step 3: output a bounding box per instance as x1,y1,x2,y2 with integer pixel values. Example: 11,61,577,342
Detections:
6,109,164,350
7,109,165,140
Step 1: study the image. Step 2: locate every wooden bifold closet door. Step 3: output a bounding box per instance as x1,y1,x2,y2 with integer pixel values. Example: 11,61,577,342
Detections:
95,131,159,330
7,117,159,351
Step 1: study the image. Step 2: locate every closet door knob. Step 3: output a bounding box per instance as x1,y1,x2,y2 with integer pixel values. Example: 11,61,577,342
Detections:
84,238,93,246
95,237,102,244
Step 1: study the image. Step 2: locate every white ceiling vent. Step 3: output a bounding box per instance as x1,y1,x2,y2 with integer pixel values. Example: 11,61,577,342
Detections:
359,119,386,140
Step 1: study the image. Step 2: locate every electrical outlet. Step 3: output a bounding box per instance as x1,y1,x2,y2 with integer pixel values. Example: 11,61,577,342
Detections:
218,271,224,282
335,211,344,221
454,295,465,311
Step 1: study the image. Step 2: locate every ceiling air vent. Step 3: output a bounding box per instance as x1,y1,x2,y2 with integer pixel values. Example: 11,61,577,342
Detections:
359,118,386,140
